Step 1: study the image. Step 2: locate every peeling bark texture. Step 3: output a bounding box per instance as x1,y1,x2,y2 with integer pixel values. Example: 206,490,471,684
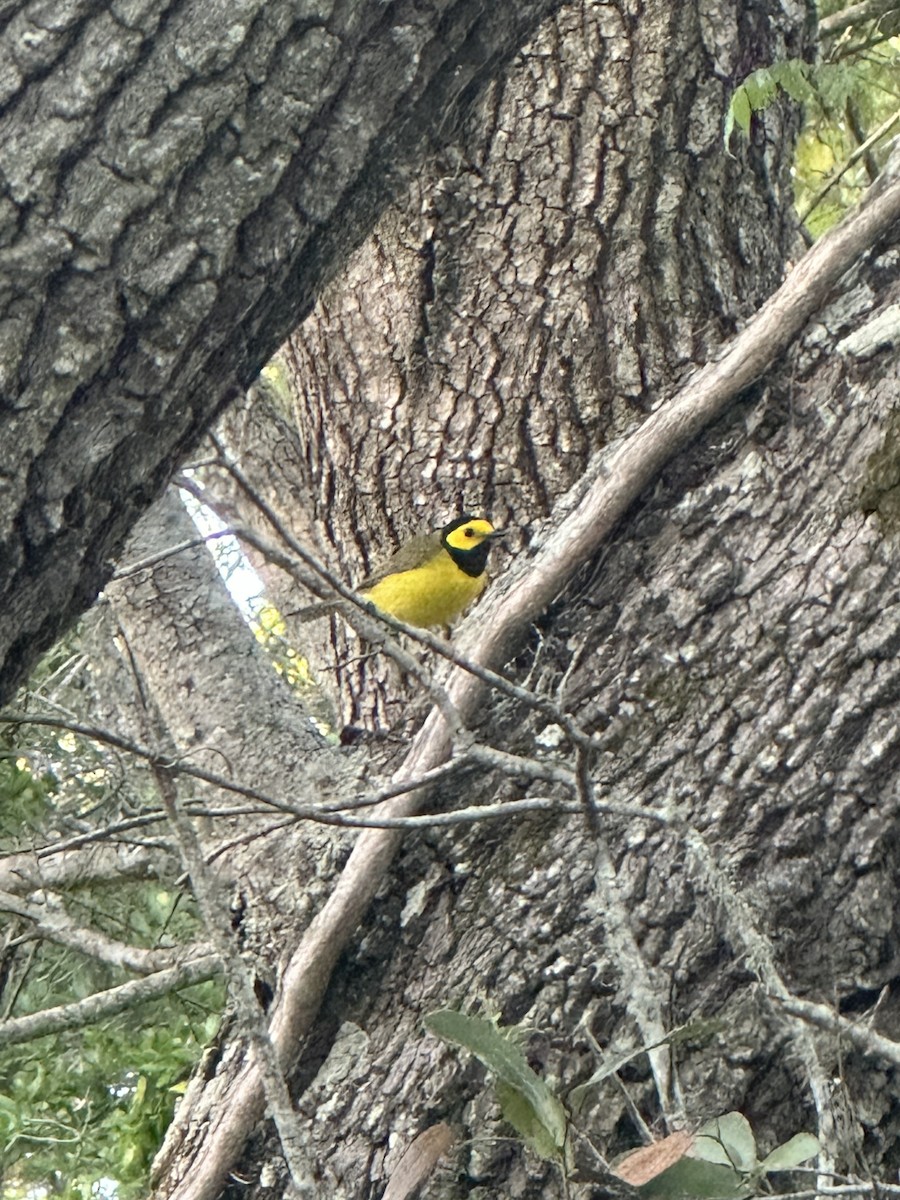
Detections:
0,0,564,706
213,0,813,729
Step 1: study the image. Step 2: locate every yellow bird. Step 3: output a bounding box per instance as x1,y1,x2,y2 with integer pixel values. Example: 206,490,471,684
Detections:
357,515,506,629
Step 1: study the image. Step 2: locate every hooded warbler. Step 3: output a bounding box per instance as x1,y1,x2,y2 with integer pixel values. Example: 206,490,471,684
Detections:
356,515,505,628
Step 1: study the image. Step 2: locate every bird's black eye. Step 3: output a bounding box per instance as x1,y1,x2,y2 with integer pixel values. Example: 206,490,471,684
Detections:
465,527,475,538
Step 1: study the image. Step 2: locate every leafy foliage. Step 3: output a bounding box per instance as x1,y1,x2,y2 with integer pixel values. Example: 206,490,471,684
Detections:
1,986,220,1200
0,899,222,1198
727,4,900,234
252,601,339,733
636,1112,819,1199
0,753,54,842
1,673,224,1198
425,1010,818,1196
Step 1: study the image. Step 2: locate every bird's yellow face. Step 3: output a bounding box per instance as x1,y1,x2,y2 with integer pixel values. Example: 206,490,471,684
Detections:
361,515,505,628
442,518,499,552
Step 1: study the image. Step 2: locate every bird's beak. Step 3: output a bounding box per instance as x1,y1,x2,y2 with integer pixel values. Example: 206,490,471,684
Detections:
486,528,507,540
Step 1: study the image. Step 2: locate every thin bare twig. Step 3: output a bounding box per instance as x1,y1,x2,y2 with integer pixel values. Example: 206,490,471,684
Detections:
206,443,466,738
0,842,166,896
683,827,835,1177
776,1187,900,1199
113,529,239,580
798,105,900,225
0,710,673,842
591,832,685,1126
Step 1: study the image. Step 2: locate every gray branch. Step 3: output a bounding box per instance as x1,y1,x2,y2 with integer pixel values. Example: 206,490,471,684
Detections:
0,888,211,973
0,955,221,1049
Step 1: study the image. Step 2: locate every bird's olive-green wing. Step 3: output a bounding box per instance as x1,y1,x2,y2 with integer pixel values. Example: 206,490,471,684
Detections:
356,531,444,592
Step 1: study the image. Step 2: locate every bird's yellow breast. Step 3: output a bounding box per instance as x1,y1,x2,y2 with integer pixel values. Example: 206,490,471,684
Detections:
361,550,487,628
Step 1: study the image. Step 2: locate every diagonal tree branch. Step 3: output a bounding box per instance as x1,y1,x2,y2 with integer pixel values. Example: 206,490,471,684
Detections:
0,888,211,974
819,0,900,38
0,954,221,1050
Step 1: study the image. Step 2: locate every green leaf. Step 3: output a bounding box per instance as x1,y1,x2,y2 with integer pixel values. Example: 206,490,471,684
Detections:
759,1132,819,1172
570,1021,724,1112
725,59,821,144
743,68,778,114
693,1113,757,1172
130,1075,148,1111
639,1156,751,1199
569,1044,652,1111
816,63,856,111
664,1018,726,1047
771,60,814,104
496,1081,561,1160
424,1010,567,1151
0,1093,19,1136
725,88,752,140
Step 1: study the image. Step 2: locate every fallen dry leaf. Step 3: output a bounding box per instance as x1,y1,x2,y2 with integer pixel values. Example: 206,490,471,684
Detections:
382,1122,456,1200
613,1130,695,1185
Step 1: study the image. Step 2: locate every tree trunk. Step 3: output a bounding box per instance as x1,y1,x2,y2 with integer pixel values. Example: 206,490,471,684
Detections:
0,0,562,706
15,0,900,1198
209,240,900,1194
91,488,348,947
152,0,900,1195
210,0,809,730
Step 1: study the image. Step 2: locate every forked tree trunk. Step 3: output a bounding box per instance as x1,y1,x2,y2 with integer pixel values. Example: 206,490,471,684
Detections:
0,0,562,705
83,1,900,1198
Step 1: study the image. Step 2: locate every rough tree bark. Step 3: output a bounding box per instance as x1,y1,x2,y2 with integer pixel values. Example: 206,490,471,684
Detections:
9,0,900,1198
0,0,563,706
153,0,900,1197
155,234,900,1197
214,0,810,729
